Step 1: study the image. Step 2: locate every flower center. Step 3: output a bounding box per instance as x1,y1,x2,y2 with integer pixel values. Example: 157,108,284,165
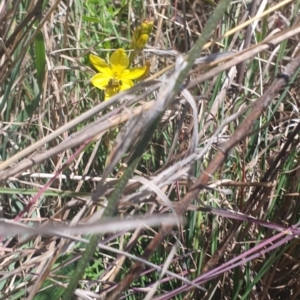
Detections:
107,78,122,90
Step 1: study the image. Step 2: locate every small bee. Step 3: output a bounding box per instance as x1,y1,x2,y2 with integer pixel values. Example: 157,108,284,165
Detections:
107,78,122,89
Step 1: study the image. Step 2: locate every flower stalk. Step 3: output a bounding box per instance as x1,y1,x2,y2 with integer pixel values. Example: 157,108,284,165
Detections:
129,20,153,65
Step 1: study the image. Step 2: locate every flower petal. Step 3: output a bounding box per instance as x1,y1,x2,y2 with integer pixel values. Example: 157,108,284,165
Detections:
121,66,147,80
120,79,134,91
90,73,111,90
105,88,119,100
89,54,113,76
110,49,129,76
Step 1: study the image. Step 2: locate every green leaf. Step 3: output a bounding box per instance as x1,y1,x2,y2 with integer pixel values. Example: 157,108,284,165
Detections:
82,15,100,22
34,31,46,89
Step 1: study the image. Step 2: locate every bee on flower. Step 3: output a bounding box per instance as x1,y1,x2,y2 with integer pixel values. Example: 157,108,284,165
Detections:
89,48,148,100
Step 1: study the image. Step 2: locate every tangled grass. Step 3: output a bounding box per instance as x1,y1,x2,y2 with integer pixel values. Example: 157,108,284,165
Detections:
1,0,300,299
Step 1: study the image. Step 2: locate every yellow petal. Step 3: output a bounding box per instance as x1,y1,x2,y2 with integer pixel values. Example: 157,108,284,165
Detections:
110,49,129,76
120,79,134,91
105,87,119,100
121,66,147,80
91,73,111,90
89,54,113,76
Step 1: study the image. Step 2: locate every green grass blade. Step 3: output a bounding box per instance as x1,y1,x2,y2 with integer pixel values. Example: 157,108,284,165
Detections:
34,31,46,89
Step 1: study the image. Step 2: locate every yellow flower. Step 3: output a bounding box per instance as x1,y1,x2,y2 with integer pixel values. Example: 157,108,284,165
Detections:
90,48,148,100
131,20,154,50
